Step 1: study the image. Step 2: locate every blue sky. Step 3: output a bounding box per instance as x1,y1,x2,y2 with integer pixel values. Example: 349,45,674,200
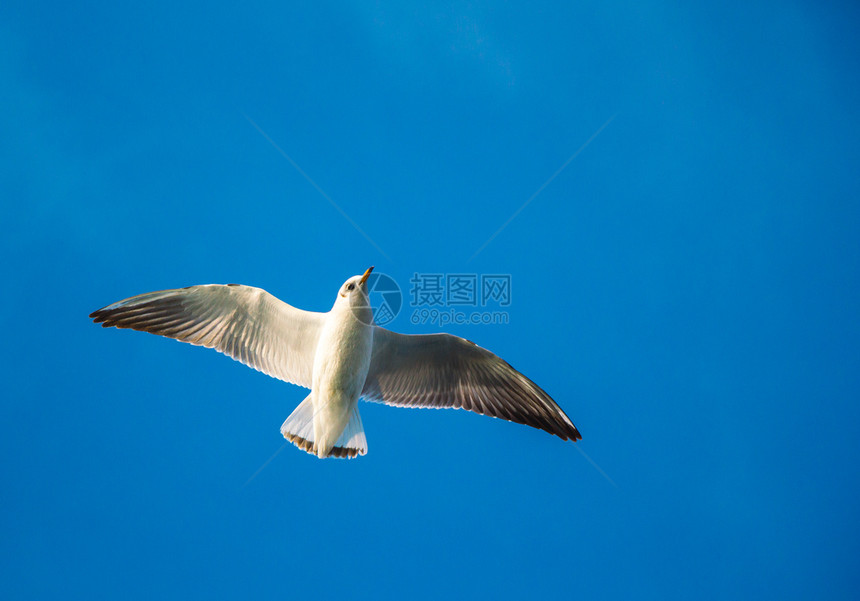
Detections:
2,1,859,599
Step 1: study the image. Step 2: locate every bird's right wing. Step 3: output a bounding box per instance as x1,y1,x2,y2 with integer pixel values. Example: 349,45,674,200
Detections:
362,327,581,441
90,284,325,388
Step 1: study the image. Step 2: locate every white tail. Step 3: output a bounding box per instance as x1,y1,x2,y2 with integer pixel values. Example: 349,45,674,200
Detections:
280,395,367,459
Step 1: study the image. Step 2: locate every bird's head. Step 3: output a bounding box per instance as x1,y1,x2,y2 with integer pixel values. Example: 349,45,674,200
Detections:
333,266,374,323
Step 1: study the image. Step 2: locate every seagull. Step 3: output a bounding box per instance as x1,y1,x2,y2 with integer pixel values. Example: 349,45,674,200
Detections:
90,267,581,458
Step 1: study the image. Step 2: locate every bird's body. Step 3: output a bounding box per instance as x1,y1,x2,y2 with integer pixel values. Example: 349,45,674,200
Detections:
90,267,581,458
302,277,374,457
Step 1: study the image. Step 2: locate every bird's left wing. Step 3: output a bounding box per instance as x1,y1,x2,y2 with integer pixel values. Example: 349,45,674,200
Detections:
90,285,325,388
362,327,581,441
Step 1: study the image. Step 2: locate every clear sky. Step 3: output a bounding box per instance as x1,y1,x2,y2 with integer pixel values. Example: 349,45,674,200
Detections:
2,1,859,599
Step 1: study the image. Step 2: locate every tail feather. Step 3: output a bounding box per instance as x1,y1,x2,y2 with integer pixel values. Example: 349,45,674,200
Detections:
336,404,367,457
280,395,367,459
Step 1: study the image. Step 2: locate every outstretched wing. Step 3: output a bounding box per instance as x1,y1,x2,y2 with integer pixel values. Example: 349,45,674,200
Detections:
362,327,581,441
90,284,325,388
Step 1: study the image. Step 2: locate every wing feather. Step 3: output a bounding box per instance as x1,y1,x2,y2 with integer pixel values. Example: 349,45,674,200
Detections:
90,285,325,388
362,327,581,441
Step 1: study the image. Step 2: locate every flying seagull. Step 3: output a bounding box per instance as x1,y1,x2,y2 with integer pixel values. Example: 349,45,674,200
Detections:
89,267,581,458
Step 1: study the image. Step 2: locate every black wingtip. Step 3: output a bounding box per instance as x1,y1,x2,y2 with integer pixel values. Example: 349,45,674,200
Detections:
89,308,109,323
564,423,582,442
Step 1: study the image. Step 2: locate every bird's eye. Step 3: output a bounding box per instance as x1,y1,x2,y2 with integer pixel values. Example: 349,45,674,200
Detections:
347,283,355,291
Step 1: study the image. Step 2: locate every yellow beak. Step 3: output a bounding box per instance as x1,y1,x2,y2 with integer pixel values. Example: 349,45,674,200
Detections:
359,266,374,286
